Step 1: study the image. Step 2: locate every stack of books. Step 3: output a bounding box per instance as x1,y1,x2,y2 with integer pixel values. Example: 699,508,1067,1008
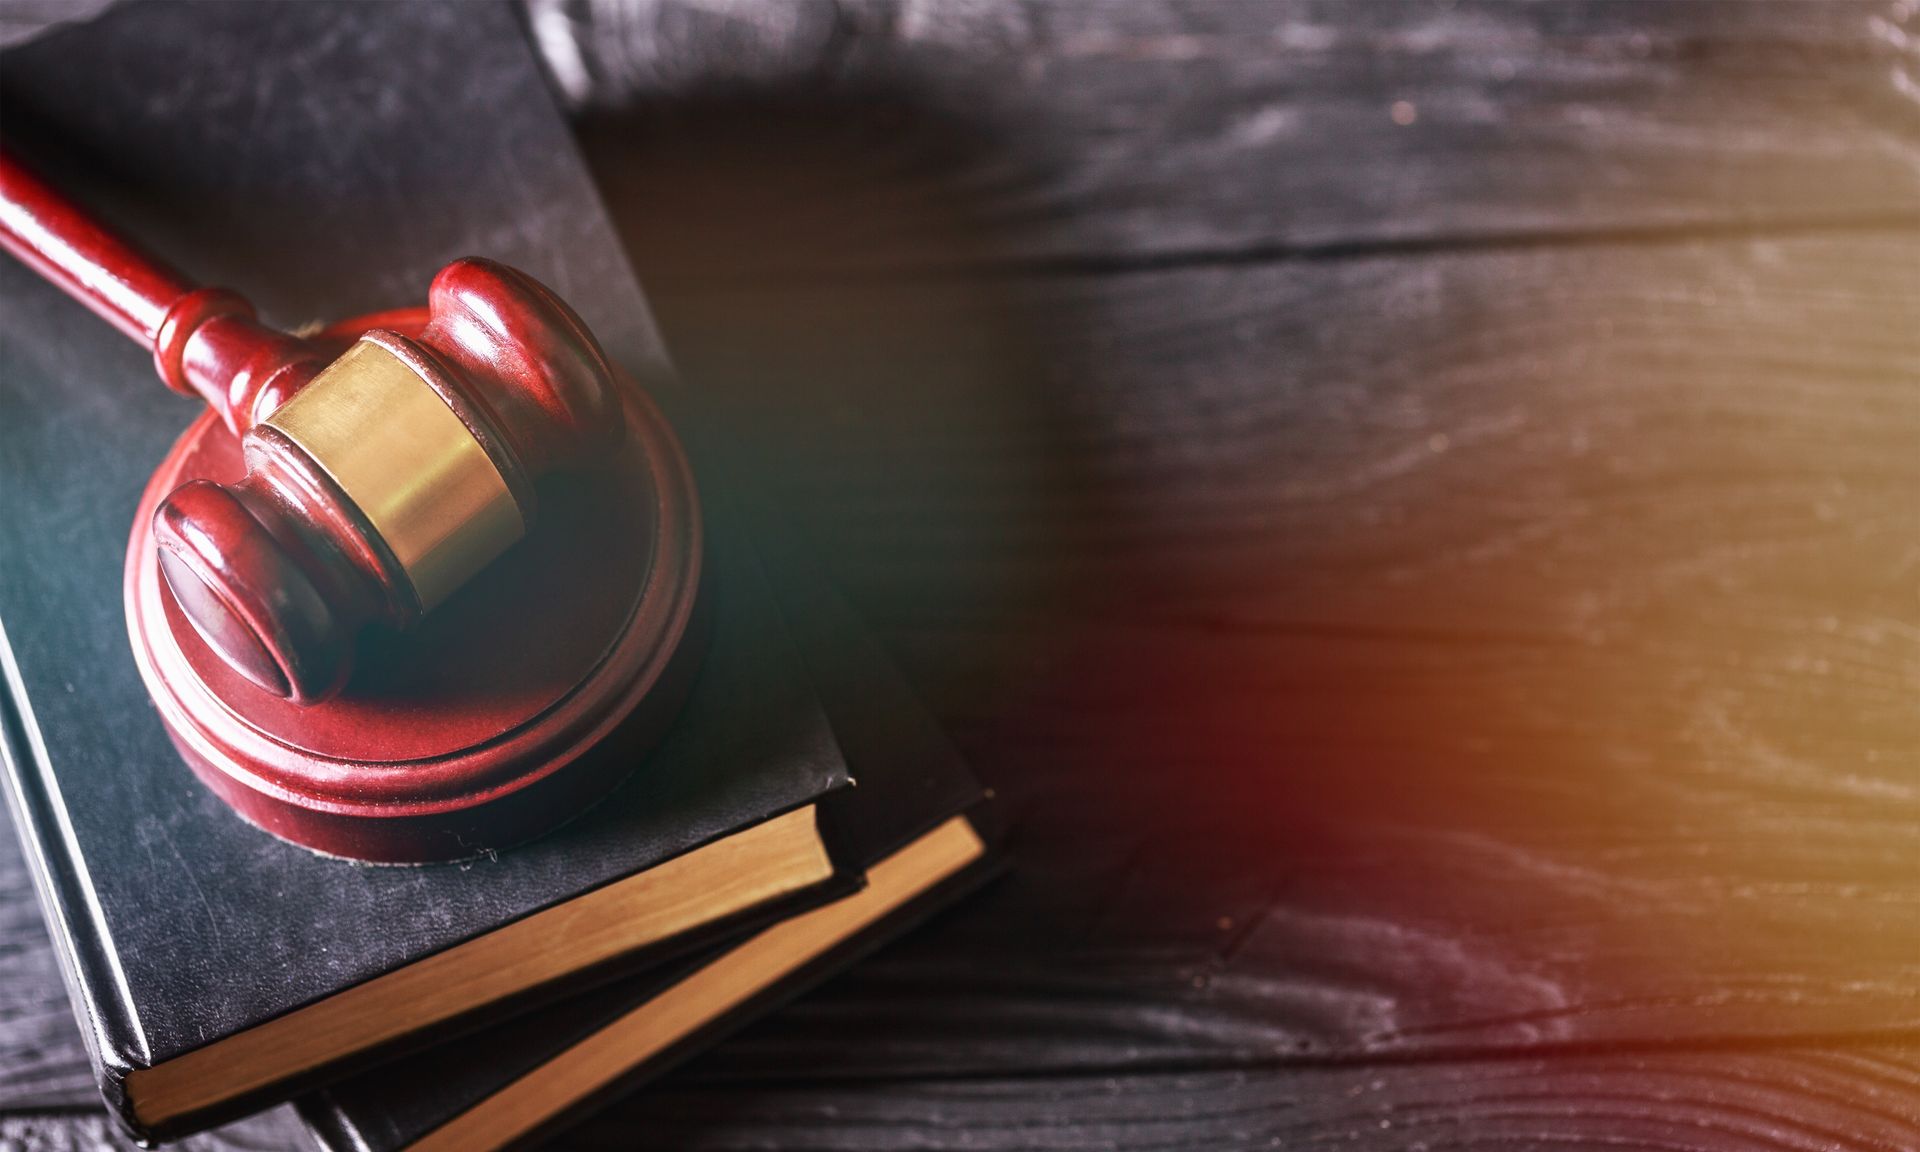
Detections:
0,3,996,1149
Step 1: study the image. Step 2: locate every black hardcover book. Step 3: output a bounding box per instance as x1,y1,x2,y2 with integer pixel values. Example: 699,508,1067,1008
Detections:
303,508,998,1152
0,2,857,1141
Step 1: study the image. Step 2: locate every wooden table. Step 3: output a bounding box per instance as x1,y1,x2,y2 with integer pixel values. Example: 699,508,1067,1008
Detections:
5,2,1919,1147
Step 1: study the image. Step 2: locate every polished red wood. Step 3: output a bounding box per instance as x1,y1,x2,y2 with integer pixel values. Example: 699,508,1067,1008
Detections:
128,355,707,863
150,258,630,703
0,143,194,345
1,143,640,705
4,143,709,861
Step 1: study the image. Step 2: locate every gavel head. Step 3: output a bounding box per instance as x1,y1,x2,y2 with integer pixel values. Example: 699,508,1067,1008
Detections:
151,258,624,703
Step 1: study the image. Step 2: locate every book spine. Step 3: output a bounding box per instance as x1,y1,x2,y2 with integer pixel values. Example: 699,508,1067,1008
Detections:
0,622,149,1140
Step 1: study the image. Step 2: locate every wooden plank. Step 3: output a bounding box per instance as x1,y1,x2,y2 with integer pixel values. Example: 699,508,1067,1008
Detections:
0,814,85,1110
10,1048,1920,1151
0,1107,307,1152
666,231,1919,637
569,1047,1920,1151
561,0,1920,275
629,229,1920,1074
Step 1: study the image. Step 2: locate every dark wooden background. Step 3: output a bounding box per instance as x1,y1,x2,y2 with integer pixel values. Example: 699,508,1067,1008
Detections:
5,1,1919,1147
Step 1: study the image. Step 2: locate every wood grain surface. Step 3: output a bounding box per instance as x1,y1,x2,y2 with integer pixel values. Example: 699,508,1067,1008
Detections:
549,0,1920,271
0,825,73,1111
602,232,1920,1068
11,1050,1920,1152
578,1047,1920,1151
5,0,1919,1148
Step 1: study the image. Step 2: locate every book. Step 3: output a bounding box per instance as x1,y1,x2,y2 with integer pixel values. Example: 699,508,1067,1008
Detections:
313,821,994,1152
0,0,860,1141
303,508,998,1152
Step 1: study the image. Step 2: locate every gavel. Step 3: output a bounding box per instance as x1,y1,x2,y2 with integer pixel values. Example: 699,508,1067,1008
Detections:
0,145,625,704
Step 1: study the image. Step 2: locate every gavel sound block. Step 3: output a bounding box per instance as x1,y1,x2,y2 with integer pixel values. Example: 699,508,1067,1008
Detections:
0,148,705,863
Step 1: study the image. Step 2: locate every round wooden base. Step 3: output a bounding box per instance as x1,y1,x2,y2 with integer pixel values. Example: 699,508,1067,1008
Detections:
126,371,704,864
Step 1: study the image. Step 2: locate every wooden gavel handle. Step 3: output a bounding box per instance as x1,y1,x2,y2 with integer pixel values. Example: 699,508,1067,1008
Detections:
0,143,193,343
0,142,319,431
